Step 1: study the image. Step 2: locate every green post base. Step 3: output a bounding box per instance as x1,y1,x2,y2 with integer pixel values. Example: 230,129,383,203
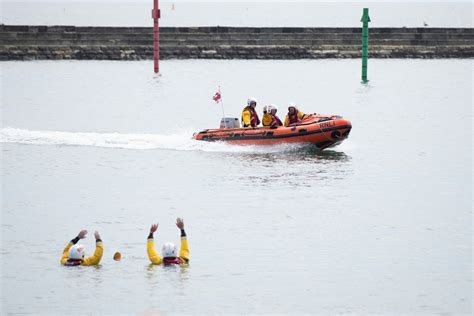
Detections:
361,8,370,84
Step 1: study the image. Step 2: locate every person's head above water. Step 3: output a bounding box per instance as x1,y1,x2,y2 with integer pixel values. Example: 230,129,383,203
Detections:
61,229,103,266
67,229,100,261
162,242,177,258
68,244,86,260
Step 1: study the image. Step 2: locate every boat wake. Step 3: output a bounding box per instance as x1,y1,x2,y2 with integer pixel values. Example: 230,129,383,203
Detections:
0,127,334,154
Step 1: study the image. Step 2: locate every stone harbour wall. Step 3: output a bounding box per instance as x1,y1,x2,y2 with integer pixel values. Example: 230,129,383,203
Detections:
1,25,473,60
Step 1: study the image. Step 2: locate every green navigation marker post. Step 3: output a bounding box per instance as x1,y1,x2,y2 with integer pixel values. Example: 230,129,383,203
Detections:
361,8,370,83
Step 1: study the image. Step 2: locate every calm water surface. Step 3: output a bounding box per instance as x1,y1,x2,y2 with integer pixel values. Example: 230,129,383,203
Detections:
1,59,472,314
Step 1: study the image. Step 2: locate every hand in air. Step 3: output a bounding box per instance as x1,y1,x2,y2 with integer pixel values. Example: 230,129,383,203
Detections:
150,223,158,233
176,218,184,230
78,230,88,239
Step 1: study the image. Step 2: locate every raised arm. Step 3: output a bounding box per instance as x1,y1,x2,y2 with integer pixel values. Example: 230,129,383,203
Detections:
147,223,162,265
60,229,87,265
82,231,103,266
176,218,189,263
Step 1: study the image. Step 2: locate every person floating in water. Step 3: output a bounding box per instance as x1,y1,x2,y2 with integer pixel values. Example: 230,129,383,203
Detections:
60,230,103,266
241,97,260,128
284,102,305,126
147,218,189,265
267,105,283,127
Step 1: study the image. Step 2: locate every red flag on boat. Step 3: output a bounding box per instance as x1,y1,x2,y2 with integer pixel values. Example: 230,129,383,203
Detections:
212,90,222,103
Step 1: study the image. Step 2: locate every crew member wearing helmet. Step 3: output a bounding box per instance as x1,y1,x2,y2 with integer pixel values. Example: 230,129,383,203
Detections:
147,218,189,265
60,230,103,266
284,102,305,126
262,105,272,127
241,97,260,128
268,105,283,127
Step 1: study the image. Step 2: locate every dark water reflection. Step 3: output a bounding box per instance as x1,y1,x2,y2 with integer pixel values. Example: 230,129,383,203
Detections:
233,147,351,163
228,148,352,188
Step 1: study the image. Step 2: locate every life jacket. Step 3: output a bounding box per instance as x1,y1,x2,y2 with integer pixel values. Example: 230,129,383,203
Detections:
262,113,272,126
64,259,83,266
163,257,182,265
242,106,260,127
287,112,301,125
271,115,283,127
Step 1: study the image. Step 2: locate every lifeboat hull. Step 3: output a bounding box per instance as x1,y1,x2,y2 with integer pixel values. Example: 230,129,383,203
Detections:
193,114,352,150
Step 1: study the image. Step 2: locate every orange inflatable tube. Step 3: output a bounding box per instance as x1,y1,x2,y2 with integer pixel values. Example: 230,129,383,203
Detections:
193,114,352,150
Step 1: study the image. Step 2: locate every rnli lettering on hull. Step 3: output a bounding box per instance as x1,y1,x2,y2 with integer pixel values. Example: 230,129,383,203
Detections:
319,121,336,129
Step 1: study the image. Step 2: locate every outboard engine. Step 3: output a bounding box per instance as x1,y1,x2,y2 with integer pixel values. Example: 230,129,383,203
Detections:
220,118,240,129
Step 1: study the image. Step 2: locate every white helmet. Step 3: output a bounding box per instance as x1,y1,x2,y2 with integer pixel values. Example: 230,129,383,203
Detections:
267,104,277,113
263,105,268,113
68,244,85,260
162,242,177,258
288,102,298,111
247,97,257,107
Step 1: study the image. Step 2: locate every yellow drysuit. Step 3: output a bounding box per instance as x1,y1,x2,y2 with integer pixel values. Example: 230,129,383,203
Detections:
262,113,272,126
284,111,305,126
147,236,189,265
60,240,103,266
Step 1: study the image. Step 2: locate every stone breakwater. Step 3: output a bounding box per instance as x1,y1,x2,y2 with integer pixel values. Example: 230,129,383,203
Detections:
1,25,473,60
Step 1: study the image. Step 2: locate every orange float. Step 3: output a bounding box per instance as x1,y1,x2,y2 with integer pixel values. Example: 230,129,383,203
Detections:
193,114,352,150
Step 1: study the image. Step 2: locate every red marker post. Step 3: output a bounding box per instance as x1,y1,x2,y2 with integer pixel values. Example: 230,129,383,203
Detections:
151,0,160,73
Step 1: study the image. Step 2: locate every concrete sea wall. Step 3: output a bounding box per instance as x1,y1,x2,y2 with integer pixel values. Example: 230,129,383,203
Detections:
1,25,473,60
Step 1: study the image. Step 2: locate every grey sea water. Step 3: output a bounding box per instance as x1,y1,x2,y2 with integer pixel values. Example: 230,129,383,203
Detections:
1,59,472,315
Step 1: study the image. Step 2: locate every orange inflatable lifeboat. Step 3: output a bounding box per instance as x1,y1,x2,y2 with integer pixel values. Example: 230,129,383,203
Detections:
193,114,352,150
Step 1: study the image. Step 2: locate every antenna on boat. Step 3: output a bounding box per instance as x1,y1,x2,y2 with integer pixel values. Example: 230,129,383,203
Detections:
213,86,229,128
218,86,227,128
